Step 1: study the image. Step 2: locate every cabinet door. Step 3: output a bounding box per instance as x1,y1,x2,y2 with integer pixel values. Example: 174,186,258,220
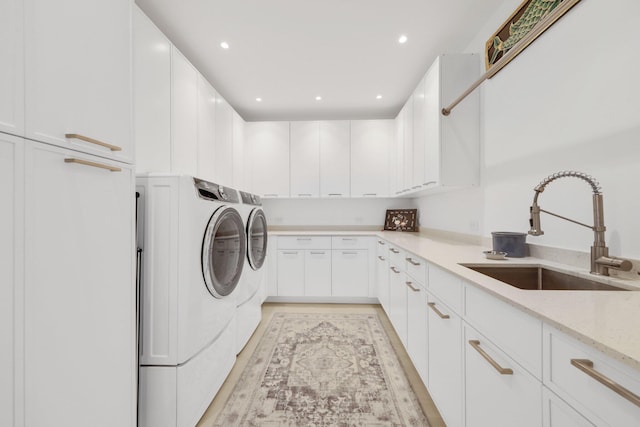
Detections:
427,293,462,427
402,100,413,192
171,48,198,175
465,325,542,427
393,110,404,195
24,141,136,427
543,388,595,427
0,0,24,136
290,121,320,197
319,121,350,197
25,0,133,162
423,60,441,186
406,280,428,384
305,250,331,296
214,95,234,185
197,76,217,182
375,251,390,312
388,265,407,346
277,250,304,296
332,250,368,297
247,121,290,197
232,111,245,190
350,120,392,197
412,77,426,188
0,134,23,427
133,7,171,174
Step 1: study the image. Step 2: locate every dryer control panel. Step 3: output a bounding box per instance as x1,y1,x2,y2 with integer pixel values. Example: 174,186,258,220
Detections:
193,177,240,203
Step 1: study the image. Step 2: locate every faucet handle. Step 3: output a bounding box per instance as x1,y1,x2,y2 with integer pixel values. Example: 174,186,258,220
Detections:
595,256,633,272
529,204,544,236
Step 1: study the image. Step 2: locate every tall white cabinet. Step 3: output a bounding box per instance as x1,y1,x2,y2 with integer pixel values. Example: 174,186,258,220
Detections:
246,121,290,197
290,121,320,197
24,0,133,163
214,95,234,185
197,76,217,182
350,120,392,197
171,47,199,176
320,121,350,197
0,0,24,137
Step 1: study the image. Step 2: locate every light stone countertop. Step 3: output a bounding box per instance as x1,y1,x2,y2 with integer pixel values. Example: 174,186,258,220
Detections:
269,229,640,372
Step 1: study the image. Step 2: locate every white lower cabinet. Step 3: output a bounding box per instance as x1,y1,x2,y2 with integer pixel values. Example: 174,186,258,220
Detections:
406,278,428,383
543,387,595,427
276,250,305,296
375,240,390,312
388,262,407,346
24,141,136,426
305,250,332,296
427,292,463,427
332,250,368,297
464,325,542,427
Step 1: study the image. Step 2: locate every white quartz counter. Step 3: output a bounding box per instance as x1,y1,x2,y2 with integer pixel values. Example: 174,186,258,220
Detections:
270,229,640,371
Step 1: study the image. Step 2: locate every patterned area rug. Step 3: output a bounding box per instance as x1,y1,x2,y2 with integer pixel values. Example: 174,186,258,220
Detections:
214,312,428,426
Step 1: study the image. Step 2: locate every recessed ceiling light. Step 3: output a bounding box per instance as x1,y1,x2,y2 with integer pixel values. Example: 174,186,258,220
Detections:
256,97,262,102
315,96,322,101
376,94,383,99
220,41,230,49
398,35,408,44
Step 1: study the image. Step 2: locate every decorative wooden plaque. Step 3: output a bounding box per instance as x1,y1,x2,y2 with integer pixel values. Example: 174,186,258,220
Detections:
383,209,417,232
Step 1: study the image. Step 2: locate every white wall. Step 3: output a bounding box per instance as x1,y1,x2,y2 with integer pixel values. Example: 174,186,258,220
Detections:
263,198,416,228
415,0,640,258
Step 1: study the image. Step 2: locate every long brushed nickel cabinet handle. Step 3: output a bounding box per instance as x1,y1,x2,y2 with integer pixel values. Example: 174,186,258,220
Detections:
571,359,640,408
65,133,122,151
469,340,513,375
390,266,400,274
405,282,420,292
406,257,421,266
64,158,121,172
427,302,450,319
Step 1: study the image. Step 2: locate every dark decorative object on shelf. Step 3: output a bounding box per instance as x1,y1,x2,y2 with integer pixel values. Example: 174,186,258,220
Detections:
383,209,417,232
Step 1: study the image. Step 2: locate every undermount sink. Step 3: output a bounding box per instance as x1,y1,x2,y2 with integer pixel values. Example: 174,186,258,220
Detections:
464,265,629,291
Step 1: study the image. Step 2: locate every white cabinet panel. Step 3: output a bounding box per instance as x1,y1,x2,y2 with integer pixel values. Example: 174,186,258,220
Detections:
247,121,290,198
0,0,24,136
375,248,390,313
423,61,440,186
350,120,392,197
393,110,404,195
402,100,413,192
171,48,198,176
24,141,136,427
197,76,217,182
25,0,133,163
0,134,23,427
290,121,320,197
277,250,304,296
133,7,171,174
464,325,542,427
305,250,331,296
543,388,595,427
412,77,426,188
232,111,245,190
406,280,428,384
214,95,234,185
388,264,407,346
319,120,350,197
332,249,368,297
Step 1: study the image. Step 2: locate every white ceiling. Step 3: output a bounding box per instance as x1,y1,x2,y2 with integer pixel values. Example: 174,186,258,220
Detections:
135,0,505,122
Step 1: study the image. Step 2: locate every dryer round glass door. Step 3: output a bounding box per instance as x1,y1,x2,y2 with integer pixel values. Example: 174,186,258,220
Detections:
247,208,268,270
202,206,246,298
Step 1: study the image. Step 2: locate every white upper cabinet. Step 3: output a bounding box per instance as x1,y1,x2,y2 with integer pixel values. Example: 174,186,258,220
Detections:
320,120,350,198
402,97,414,192
214,94,234,185
133,7,171,173
232,110,245,190
350,120,393,197
24,0,133,163
411,76,426,188
197,76,217,182
290,121,320,198
246,121,290,198
170,47,198,176
0,0,24,137
393,109,404,195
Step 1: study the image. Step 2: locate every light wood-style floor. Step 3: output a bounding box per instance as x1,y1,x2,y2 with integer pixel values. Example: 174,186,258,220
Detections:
197,303,446,427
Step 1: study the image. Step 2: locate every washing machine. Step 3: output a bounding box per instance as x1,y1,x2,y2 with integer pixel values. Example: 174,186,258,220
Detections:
236,191,268,353
136,175,245,427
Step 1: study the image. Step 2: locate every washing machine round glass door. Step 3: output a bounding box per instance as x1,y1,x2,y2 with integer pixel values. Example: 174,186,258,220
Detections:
202,206,246,298
247,208,268,270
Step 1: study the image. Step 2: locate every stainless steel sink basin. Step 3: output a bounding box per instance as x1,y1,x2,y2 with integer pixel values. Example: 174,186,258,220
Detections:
464,265,628,291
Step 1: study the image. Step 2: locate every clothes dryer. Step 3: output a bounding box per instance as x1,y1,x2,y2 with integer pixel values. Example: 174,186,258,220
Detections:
236,191,268,353
136,175,244,427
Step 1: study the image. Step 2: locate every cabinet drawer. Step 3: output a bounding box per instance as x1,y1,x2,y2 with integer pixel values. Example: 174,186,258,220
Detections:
465,284,542,379
405,253,426,285
277,236,331,249
427,263,462,314
331,236,369,250
375,239,387,257
388,244,406,267
544,325,640,426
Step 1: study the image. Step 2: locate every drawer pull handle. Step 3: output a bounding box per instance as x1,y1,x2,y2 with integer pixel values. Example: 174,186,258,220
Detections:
342,238,356,241
378,256,386,261
65,133,122,151
363,193,377,196
297,193,312,197
296,238,312,241
282,251,299,255
342,251,358,255
571,359,640,408
423,181,437,186
469,340,513,375
328,193,342,196
377,240,385,245
405,282,420,292
390,248,400,254
427,302,450,319
64,158,121,172
309,251,325,255
406,257,421,266
390,266,400,274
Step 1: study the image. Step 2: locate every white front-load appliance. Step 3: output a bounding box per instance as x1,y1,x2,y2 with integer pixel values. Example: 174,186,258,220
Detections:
136,175,245,427
236,191,268,353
